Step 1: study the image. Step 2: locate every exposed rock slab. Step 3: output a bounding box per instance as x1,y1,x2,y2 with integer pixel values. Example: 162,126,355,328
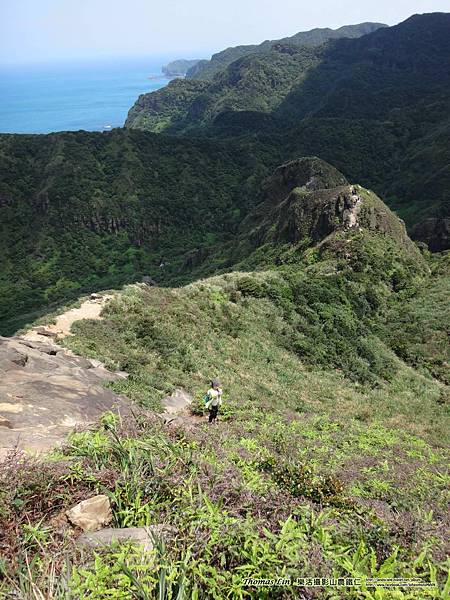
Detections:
77,525,175,552
0,336,129,458
161,388,193,415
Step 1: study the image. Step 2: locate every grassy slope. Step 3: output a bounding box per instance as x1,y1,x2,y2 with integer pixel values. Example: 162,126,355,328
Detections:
1,246,448,598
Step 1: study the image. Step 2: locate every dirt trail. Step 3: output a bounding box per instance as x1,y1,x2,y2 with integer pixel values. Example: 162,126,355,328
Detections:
23,294,113,342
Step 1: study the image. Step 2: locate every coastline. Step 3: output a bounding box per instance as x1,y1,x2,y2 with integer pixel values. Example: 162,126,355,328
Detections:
0,57,171,134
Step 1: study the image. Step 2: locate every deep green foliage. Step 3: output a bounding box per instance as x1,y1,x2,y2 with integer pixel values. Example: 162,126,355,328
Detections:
1,228,448,596
384,253,450,385
126,14,450,249
2,15,450,332
0,129,278,333
1,14,449,600
185,22,386,80
126,48,323,133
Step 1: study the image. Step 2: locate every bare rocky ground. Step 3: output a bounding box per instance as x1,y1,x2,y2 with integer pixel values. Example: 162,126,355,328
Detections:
0,335,131,458
22,293,113,343
0,294,130,458
0,293,200,459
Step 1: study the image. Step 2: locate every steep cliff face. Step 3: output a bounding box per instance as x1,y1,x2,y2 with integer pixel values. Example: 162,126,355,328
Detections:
125,79,209,132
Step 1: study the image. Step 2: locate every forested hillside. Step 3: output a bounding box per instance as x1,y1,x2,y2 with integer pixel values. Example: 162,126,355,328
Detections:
2,159,449,597
0,130,279,333
126,13,450,250
185,22,386,80
1,11,450,597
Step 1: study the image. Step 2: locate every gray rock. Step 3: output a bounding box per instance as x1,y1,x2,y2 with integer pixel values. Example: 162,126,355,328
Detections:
89,359,104,368
0,343,28,368
0,336,131,456
161,388,193,415
33,326,58,338
142,276,157,286
114,371,129,380
77,525,175,552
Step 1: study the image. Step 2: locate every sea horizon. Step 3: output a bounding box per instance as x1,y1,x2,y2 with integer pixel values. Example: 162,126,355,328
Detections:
0,55,177,135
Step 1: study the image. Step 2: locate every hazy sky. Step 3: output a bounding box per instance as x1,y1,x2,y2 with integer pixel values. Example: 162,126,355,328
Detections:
1,0,449,65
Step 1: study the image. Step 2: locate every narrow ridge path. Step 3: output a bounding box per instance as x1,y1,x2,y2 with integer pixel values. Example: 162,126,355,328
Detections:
23,294,113,342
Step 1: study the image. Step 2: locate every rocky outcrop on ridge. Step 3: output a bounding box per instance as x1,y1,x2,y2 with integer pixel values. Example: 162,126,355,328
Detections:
240,157,422,258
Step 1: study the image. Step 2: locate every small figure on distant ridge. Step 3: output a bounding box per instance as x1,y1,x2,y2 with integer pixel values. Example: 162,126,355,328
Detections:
204,378,223,424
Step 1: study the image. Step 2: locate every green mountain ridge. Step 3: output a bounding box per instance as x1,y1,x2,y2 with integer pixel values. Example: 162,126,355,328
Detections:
185,22,387,80
2,171,448,594
125,13,450,251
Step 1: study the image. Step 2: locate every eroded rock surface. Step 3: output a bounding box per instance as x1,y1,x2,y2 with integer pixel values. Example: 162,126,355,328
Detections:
0,336,129,458
239,158,423,260
77,525,175,551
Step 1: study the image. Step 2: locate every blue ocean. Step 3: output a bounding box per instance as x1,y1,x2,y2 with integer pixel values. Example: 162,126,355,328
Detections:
0,57,172,134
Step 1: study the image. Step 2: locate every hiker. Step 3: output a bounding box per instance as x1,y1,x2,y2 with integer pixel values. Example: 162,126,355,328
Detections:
205,378,223,423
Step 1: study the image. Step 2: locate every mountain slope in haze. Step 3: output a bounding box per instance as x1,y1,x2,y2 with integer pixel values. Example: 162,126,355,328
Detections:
186,22,387,80
125,13,450,250
126,22,387,131
126,45,322,133
162,59,201,76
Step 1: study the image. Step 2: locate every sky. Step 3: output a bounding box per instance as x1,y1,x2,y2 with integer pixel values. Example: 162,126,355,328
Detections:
0,0,449,65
